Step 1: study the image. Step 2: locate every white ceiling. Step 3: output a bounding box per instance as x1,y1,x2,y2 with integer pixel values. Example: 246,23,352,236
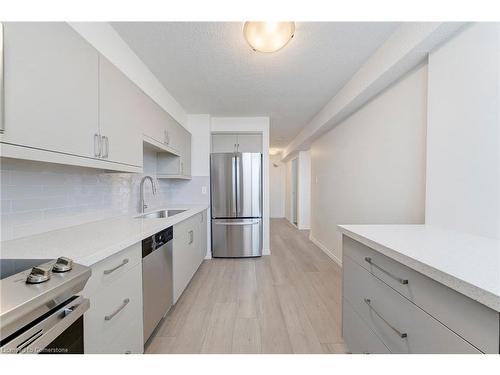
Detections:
112,22,399,148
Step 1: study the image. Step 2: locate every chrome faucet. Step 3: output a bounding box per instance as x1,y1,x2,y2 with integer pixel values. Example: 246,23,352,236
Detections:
139,176,157,213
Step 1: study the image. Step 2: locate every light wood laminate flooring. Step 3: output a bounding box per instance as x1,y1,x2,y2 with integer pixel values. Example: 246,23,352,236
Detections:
146,218,345,354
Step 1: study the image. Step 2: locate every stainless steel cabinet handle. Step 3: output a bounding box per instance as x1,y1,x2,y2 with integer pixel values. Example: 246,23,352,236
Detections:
364,257,408,285
102,135,109,158
94,133,101,157
164,129,170,145
188,230,194,244
364,298,407,338
104,298,130,321
103,258,129,275
215,221,260,226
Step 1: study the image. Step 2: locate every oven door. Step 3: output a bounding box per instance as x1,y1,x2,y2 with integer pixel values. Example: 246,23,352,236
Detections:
0,296,89,354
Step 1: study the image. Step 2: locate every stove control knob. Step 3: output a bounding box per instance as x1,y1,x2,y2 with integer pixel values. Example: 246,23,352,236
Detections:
52,257,73,273
26,266,51,284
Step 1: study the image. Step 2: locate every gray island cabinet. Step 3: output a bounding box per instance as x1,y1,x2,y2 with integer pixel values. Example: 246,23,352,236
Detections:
339,226,500,354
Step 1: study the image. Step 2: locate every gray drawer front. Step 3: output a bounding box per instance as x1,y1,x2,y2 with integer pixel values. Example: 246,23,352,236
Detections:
343,236,499,353
343,298,390,354
343,255,480,353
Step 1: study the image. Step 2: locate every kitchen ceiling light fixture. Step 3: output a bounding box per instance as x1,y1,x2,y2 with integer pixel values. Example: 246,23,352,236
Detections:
243,22,295,53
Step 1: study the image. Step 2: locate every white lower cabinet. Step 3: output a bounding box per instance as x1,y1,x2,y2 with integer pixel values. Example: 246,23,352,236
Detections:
342,298,390,354
200,210,208,260
172,211,207,303
82,243,144,354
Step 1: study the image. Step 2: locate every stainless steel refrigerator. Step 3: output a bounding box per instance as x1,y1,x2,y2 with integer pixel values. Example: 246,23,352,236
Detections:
210,152,262,258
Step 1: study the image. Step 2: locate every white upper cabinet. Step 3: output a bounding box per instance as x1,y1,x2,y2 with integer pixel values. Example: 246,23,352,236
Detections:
98,57,143,167
236,134,262,153
1,22,190,174
2,22,98,158
156,127,192,178
211,133,262,153
212,134,238,153
141,95,169,145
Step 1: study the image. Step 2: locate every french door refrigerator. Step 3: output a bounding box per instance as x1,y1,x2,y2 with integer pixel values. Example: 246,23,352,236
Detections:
210,152,262,257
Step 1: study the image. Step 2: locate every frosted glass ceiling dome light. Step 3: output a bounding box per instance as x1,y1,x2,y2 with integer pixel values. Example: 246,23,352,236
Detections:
243,22,295,53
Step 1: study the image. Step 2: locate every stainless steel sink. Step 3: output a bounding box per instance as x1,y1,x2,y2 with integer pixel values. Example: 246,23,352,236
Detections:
136,209,186,219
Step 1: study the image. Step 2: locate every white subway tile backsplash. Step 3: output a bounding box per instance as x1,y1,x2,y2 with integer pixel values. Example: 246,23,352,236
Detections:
0,158,209,241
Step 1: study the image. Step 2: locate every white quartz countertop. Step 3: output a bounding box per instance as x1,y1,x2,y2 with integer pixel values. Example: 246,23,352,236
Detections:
0,205,208,266
338,224,500,312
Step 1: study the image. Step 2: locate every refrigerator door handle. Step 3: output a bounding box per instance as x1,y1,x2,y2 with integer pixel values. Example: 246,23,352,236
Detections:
235,153,240,216
214,220,260,226
232,154,238,216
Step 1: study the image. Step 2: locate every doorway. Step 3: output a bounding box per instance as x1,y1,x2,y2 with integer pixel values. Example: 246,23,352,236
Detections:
291,157,298,226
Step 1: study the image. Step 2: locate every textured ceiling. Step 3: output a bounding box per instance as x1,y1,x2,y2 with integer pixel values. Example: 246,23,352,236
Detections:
112,22,399,148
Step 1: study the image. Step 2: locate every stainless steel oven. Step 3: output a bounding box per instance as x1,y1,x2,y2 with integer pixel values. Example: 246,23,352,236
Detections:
0,257,91,354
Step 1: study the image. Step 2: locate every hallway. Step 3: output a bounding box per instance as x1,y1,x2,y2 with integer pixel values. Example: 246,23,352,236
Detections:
146,218,345,354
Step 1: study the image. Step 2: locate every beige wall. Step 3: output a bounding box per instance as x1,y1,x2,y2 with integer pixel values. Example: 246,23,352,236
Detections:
310,64,428,264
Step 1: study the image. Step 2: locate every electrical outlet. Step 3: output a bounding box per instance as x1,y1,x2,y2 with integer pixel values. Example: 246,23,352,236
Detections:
201,186,207,195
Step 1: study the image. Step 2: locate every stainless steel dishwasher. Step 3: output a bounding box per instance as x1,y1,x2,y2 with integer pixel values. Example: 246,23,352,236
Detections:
142,226,173,344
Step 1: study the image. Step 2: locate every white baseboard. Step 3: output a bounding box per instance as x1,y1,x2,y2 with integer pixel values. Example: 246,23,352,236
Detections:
309,235,342,267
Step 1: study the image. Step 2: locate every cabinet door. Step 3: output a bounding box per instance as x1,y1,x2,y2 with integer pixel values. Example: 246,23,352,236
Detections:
98,57,142,167
2,22,98,158
173,215,202,303
237,134,262,153
200,210,207,261
166,119,183,152
212,134,238,153
83,262,144,354
141,95,167,144
182,129,192,176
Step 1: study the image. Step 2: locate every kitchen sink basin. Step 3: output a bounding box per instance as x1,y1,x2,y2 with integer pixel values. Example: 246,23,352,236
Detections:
136,209,186,219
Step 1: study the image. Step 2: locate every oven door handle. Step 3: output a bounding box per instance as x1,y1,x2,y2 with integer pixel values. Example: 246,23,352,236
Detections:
17,296,90,354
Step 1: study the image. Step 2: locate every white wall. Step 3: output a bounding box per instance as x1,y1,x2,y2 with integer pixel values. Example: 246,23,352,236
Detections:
0,158,165,241
284,158,292,222
186,114,211,177
283,23,465,160
185,114,212,258
68,22,187,126
310,65,428,264
210,117,271,255
284,151,311,229
297,151,311,230
269,154,286,218
426,23,499,239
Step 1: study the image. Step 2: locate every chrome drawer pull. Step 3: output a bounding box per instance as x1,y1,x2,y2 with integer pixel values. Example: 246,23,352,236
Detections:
104,298,130,321
364,298,407,339
364,257,409,285
103,258,129,275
